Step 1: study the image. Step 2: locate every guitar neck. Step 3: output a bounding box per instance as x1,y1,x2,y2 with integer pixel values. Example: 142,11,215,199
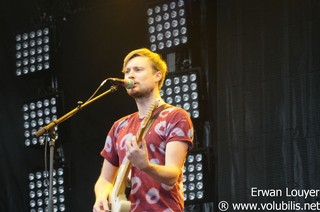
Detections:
114,160,131,197
113,101,160,197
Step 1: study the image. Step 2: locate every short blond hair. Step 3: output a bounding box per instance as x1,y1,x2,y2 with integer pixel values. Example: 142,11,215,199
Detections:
122,48,167,89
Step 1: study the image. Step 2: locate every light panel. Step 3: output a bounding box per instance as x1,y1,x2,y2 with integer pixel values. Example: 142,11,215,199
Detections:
28,167,67,212
183,148,213,204
146,0,188,52
160,68,201,119
22,94,60,146
15,26,51,76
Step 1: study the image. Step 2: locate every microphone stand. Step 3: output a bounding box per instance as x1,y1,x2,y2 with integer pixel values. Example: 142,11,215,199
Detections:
34,85,118,212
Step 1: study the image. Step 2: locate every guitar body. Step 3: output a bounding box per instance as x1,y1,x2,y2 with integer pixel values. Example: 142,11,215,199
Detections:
109,163,131,212
109,193,131,212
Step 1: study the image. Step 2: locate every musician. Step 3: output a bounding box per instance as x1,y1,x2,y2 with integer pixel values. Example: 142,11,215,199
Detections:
93,48,194,211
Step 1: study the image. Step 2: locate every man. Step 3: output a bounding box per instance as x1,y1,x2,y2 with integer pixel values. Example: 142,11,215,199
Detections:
93,48,194,211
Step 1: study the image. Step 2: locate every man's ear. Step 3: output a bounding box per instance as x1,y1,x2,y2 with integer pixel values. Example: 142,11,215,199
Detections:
155,71,162,83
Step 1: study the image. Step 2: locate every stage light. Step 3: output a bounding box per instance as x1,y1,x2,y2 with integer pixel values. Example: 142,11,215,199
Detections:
28,167,67,212
15,26,51,77
183,148,213,204
146,0,188,52
22,94,61,147
160,68,201,119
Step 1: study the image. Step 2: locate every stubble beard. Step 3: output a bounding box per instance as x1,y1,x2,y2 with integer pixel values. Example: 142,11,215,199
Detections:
128,86,155,100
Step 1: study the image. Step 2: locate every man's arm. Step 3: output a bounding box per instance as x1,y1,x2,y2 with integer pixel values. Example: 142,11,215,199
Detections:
93,160,118,212
126,139,188,186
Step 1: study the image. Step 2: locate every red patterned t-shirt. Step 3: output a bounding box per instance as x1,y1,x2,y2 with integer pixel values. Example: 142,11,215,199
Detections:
101,104,194,211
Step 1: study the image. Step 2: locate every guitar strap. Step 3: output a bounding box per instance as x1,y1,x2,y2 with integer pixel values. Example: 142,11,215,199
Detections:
137,103,169,146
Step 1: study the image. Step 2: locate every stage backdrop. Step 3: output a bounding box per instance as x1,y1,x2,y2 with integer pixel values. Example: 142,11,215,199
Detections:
1,0,319,211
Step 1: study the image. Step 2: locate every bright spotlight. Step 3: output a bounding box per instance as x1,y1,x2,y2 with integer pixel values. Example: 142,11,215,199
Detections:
183,148,213,204
22,93,61,147
160,68,202,119
15,26,52,77
146,0,188,52
28,167,67,212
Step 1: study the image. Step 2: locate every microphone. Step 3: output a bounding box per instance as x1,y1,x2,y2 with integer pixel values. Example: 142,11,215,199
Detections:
107,78,134,89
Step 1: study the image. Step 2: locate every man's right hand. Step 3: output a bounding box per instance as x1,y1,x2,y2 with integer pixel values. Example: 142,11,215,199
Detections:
93,198,110,212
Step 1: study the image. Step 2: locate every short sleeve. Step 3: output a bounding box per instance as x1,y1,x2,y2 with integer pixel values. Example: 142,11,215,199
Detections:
100,125,120,167
160,107,194,150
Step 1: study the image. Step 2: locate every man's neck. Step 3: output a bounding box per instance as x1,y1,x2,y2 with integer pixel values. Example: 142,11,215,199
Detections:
135,95,164,118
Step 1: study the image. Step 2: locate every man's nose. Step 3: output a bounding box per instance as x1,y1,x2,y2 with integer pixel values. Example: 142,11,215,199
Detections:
127,70,135,78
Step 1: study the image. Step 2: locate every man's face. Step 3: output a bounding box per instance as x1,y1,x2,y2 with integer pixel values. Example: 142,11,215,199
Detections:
124,56,160,98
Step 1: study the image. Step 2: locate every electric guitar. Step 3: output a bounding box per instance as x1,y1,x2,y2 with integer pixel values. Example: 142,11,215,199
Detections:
109,100,160,212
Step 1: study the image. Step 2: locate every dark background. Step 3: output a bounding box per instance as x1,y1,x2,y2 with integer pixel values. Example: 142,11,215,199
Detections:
1,0,319,211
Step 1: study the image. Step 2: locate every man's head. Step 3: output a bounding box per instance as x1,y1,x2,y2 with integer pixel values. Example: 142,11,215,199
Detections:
122,48,167,90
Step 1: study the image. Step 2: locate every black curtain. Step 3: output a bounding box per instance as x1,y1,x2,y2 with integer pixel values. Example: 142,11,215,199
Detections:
216,0,320,207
